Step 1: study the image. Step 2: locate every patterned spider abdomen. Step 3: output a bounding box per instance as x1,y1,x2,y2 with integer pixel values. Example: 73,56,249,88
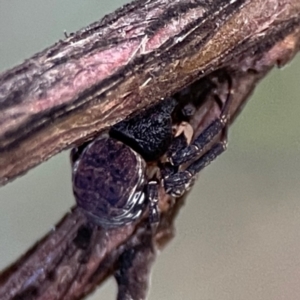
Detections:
72,135,146,227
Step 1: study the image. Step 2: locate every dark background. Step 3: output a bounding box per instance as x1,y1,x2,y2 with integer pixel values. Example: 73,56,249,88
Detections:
1,1,300,299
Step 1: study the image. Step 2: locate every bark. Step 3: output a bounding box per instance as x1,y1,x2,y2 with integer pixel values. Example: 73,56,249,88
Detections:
0,0,300,299
0,0,299,185
1,49,300,298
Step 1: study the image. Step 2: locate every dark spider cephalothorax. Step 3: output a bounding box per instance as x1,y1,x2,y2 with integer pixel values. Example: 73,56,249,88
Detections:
72,75,232,228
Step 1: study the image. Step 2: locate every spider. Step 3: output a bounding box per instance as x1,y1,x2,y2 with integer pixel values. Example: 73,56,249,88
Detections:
72,75,232,228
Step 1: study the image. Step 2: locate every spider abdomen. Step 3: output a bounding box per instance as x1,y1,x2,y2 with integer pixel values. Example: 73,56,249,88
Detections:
73,135,146,227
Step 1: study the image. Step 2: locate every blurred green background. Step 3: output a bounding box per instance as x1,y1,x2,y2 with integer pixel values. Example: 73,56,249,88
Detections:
1,2,300,299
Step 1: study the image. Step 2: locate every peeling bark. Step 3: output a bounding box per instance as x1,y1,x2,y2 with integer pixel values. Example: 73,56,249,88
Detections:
0,0,300,299
0,0,299,185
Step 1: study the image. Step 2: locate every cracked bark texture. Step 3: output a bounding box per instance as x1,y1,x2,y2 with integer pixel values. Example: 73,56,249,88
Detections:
0,0,300,299
0,0,299,185
1,50,300,299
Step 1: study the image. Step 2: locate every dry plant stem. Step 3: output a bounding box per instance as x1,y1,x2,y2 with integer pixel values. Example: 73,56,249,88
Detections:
0,208,138,300
1,36,299,297
1,0,300,299
114,228,156,300
0,0,300,185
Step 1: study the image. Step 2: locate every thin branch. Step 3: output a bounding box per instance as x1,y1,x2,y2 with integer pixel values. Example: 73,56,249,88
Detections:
1,0,300,299
0,0,299,185
1,53,299,299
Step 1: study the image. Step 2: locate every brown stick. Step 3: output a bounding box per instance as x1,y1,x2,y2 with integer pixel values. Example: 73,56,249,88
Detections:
1,1,300,299
0,0,299,185
1,42,299,298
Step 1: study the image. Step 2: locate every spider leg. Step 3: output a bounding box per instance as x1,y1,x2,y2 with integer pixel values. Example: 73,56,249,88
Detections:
147,181,160,224
164,138,227,197
170,75,232,166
